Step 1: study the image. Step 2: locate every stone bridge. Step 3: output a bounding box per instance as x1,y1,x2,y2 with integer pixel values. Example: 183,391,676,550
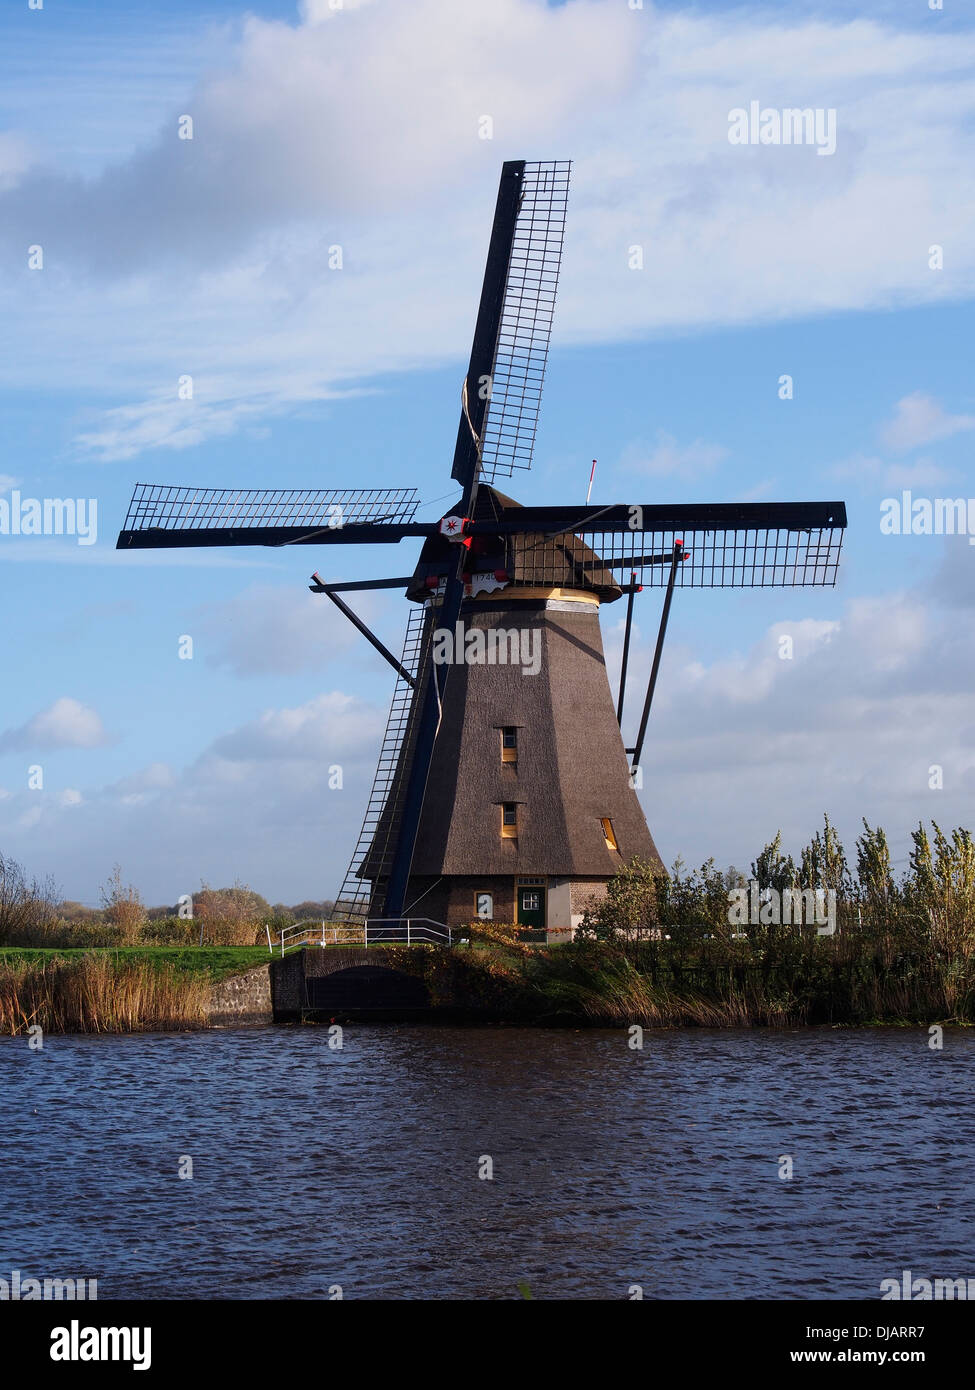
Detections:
270,947,432,1021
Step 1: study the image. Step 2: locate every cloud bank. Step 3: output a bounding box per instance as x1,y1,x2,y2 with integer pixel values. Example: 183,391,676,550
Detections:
1,0,972,459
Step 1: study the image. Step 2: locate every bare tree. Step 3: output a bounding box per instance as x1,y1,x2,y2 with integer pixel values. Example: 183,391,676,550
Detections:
100,864,146,945
0,852,61,945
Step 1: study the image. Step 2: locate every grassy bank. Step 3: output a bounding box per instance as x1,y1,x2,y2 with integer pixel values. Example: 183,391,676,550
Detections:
3,933,974,1034
382,934,975,1028
0,947,275,1035
0,945,269,980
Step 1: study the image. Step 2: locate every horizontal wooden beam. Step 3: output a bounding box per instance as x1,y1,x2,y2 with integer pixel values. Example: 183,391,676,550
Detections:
116,523,434,550
116,500,847,550
469,500,847,535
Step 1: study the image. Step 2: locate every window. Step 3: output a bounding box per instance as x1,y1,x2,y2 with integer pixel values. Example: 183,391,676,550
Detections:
502,802,518,837
601,817,619,852
501,726,518,763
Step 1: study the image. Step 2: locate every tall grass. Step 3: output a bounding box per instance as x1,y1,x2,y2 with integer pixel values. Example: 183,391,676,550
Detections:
526,949,783,1026
520,938,975,1027
385,933,975,1027
0,954,210,1034
3,916,266,950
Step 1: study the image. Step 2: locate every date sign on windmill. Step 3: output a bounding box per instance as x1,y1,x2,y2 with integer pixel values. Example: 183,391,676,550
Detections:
117,160,846,940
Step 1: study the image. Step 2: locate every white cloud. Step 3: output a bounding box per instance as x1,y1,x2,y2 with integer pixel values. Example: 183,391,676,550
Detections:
0,697,110,752
830,450,953,490
209,690,383,762
111,763,176,804
738,478,779,501
882,457,953,489
196,583,379,676
0,133,34,194
0,689,386,901
0,1,972,459
620,431,729,479
622,584,975,870
0,540,282,569
881,392,975,452
73,384,368,463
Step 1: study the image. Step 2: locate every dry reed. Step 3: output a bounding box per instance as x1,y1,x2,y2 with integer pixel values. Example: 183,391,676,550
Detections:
0,953,210,1034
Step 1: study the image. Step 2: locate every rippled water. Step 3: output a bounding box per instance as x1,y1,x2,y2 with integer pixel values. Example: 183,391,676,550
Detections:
1,1025,973,1300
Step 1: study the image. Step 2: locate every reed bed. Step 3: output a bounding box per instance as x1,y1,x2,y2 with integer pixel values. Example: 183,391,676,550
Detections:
518,940,975,1028
0,953,210,1035
530,966,792,1027
395,933,975,1027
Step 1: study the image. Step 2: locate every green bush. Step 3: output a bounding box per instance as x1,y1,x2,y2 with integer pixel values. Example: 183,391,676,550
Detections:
1,919,124,949
138,917,198,946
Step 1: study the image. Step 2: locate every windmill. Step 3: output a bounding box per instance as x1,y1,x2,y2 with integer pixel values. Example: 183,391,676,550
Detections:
117,160,846,936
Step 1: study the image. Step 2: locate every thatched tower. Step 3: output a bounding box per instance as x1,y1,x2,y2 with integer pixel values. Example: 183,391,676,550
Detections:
361,487,662,931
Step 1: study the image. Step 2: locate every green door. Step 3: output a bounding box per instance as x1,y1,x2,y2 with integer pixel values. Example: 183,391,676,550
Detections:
517,886,546,931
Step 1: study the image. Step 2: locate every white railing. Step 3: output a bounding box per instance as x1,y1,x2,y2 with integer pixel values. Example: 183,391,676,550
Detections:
270,917,453,955
273,919,364,956
365,918,453,946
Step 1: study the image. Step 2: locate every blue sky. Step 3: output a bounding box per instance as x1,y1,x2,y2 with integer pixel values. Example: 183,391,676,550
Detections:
1,0,973,904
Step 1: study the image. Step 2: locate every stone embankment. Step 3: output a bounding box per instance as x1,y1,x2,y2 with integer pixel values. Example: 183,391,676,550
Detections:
207,965,273,1025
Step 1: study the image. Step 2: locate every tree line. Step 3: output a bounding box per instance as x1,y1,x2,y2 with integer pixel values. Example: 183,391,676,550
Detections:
0,856,335,948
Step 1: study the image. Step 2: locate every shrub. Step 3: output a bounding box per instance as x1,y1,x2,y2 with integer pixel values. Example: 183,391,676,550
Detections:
465,920,533,953
0,853,61,945
1,919,125,949
193,882,269,945
100,864,146,945
196,918,265,947
138,916,198,946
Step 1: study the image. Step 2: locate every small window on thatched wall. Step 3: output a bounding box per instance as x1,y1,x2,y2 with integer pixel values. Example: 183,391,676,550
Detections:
502,802,518,838
601,817,619,852
501,726,518,763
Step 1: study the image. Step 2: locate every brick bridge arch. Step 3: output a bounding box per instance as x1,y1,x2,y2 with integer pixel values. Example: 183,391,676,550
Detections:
271,946,432,1019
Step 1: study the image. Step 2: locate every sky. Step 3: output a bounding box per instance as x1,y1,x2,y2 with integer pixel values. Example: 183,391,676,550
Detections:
0,0,972,906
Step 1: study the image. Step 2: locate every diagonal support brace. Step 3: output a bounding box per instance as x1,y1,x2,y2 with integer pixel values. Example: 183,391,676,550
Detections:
629,543,684,769
310,574,416,687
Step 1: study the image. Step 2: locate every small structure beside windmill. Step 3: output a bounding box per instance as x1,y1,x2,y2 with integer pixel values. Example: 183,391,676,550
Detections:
117,160,846,941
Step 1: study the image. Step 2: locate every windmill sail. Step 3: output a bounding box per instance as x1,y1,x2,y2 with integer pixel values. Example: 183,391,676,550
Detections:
476,159,571,484
541,518,845,589
117,483,421,548
468,498,847,590
332,603,434,922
